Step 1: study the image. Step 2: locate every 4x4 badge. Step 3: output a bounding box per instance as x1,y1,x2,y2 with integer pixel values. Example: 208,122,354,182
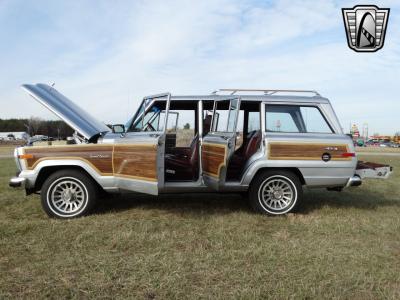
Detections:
342,5,390,52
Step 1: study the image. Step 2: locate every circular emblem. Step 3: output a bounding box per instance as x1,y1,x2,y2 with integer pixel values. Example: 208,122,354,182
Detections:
322,152,331,162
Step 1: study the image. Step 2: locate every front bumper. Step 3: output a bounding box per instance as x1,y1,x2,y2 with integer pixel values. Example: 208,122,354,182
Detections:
9,177,26,188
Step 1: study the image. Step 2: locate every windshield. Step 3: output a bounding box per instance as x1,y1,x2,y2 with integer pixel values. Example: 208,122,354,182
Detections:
125,99,148,131
126,100,167,132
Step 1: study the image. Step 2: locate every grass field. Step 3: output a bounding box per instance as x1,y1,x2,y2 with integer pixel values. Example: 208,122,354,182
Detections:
356,146,400,153
0,155,399,298
0,146,14,155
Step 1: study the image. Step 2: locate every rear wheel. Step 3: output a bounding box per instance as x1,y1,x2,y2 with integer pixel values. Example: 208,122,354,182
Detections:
249,170,302,215
40,169,98,219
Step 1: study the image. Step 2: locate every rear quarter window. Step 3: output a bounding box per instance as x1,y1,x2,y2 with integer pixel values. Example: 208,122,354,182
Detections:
265,105,333,133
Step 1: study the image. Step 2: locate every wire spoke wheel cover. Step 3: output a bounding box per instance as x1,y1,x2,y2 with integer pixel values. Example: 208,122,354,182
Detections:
258,175,297,214
47,177,89,217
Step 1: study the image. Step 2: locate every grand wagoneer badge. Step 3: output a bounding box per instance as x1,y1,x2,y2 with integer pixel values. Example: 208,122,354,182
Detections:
342,5,390,52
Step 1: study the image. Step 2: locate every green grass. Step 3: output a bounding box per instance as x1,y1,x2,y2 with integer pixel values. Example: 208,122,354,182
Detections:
0,155,399,299
356,146,400,153
0,146,14,156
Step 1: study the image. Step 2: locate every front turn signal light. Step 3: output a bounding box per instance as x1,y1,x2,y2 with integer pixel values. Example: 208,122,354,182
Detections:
18,154,34,159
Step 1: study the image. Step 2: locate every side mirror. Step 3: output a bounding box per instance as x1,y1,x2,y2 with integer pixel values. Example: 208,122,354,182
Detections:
112,124,125,134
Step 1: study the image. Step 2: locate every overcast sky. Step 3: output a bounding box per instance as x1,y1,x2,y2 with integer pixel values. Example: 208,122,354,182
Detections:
0,0,399,135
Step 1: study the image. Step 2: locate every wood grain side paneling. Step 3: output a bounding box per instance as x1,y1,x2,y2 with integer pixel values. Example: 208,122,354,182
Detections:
268,142,351,161
201,143,226,178
113,144,158,181
24,145,113,174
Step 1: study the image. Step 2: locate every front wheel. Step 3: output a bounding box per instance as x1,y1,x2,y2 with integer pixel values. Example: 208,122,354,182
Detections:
248,170,302,215
41,169,98,219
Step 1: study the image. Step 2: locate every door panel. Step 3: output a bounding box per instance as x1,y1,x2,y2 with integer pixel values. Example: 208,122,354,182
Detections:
202,143,227,178
113,144,158,181
268,142,351,161
201,97,240,190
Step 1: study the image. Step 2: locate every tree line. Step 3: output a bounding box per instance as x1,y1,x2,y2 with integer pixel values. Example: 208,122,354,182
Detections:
0,117,74,139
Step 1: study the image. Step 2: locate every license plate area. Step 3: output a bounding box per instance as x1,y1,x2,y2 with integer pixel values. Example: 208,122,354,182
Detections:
355,161,393,179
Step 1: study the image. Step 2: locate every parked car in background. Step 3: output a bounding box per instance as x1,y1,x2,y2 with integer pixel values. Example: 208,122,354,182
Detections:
9,84,393,219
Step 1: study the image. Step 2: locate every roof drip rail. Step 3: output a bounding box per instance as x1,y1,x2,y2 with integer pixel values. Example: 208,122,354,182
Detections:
212,89,321,97
143,92,171,100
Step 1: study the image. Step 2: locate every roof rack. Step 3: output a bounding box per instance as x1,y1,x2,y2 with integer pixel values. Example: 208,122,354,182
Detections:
211,88,321,96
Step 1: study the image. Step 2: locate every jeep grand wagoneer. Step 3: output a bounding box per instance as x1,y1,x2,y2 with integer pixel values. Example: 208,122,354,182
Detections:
9,84,392,218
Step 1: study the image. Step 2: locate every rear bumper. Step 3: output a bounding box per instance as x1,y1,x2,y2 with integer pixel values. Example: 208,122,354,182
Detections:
9,177,26,188
355,161,393,179
345,161,393,189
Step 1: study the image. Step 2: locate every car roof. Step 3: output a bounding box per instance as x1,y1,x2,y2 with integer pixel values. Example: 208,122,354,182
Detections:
148,94,331,104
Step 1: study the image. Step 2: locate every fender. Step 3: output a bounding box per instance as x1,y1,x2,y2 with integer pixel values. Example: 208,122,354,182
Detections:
20,159,115,190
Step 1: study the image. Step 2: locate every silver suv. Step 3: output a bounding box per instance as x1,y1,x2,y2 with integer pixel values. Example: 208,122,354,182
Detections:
10,84,392,218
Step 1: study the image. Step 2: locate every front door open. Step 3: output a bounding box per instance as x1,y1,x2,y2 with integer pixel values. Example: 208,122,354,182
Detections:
113,93,171,195
201,97,241,190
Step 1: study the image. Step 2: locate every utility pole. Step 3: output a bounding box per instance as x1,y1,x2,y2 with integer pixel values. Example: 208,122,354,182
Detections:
362,123,368,141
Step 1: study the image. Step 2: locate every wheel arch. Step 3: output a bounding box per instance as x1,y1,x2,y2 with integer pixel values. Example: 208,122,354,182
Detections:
245,166,306,187
34,165,104,192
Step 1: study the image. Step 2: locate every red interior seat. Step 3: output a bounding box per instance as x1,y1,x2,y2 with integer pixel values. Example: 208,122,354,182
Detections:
226,130,262,180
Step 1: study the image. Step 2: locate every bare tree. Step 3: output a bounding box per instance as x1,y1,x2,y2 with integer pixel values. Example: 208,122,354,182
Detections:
29,116,43,136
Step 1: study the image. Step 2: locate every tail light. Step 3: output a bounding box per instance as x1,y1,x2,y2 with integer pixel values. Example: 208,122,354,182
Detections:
342,152,355,157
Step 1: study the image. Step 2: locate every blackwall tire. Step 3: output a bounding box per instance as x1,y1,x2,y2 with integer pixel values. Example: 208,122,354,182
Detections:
40,169,98,219
249,170,302,215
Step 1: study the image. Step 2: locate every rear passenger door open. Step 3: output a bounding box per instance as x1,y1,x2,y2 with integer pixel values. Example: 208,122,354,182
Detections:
201,97,241,190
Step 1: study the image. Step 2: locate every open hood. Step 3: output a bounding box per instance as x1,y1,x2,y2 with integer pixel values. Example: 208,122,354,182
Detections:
22,83,110,141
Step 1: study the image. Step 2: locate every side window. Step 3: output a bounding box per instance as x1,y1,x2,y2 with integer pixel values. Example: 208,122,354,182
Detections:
212,100,230,132
211,99,239,133
129,100,166,132
248,111,260,132
266,106,299,132
265,105,332,133
301,107,332,133
227,99,239,132
166,102,196,147
236,110,244,149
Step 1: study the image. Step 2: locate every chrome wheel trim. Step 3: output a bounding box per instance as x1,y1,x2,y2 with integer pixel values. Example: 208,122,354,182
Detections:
46,177,89,217
258,175,297,215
